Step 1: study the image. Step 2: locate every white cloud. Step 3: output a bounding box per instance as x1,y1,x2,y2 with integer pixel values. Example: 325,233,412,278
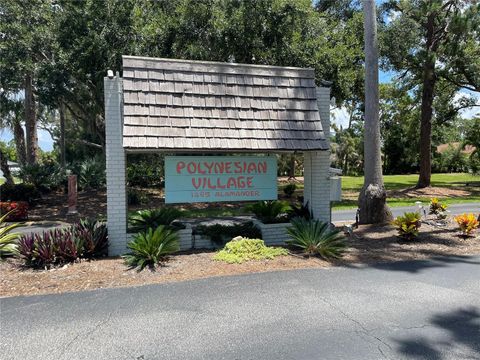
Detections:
330,106,350,130
454,90,480,119
385,10,400,24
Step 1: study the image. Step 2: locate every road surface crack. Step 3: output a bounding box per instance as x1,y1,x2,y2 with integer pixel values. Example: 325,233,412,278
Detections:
56,311,113,358
318,296,393,359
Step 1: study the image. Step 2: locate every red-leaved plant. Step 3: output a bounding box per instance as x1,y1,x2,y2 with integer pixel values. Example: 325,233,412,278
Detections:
16,219,108,268
0,201,28,221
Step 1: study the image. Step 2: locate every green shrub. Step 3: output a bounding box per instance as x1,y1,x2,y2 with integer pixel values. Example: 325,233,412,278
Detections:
127,188,147,205
213,237,288,264
18,161,65,192
79,156,105,189
432,146,469,173
0,211,21,257
286,218,346,259
195,221,262,245
129,208,184,232
127,161,164,188
0,183,41,203
288,201,313,220
392,212,421,241
283,183,297,197
247,200,291,224
123,226,179,270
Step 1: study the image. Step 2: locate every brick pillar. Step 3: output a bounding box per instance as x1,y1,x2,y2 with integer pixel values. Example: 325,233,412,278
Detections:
303,86,332,223
316,86,331,145
104,73,127,256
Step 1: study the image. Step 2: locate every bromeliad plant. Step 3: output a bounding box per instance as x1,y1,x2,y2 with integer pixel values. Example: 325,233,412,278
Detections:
392,212,422,241
123,225,180,270
429,198,448,218
74,219,108,258
0,211,22,257
286,218,346,260
16,219,108,268
454,213,479,236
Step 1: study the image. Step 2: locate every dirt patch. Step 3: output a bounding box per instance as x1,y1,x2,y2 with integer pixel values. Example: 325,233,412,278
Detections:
27,189,107,223
2,216,478,298
343,217,480,264
0,253,330,298
388,186,471,198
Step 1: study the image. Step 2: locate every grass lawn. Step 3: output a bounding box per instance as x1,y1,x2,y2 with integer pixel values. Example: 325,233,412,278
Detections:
341,173,480,191
332,196,480,210
282,173,480,210
331,173,480,210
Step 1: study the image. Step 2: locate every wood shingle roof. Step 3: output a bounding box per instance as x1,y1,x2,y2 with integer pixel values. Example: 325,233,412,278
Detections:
122,56,328,151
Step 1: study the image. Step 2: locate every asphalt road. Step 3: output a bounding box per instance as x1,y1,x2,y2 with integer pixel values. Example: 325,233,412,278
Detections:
1,256,479,360
332,202,480,222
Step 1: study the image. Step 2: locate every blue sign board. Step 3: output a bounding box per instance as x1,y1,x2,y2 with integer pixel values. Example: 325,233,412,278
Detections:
165,155,277,203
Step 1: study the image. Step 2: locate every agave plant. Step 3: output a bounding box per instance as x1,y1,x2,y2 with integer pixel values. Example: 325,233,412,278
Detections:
123,225,180,270
286,218,346,259
129,208,184,232
0,211,22,257
247,200,291,224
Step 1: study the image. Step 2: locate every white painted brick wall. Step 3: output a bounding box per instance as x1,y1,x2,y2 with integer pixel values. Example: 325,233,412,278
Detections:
303,86,332,223
105,75,128,256
254,221,291,246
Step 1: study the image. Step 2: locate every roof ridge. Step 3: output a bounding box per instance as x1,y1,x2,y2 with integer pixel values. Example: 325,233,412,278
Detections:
122,55,315,77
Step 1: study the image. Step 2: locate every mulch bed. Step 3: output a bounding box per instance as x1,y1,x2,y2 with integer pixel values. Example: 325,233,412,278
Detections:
1,216,478,298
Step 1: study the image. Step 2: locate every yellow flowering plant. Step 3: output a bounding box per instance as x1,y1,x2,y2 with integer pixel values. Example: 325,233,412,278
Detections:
392,212,422,241
429,198,448,216
454,213,479,236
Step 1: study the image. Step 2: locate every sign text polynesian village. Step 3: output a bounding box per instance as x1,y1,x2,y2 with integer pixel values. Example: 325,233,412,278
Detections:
165,156,277,203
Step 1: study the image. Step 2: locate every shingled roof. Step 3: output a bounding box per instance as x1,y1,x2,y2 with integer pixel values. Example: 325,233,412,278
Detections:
122,56,328,151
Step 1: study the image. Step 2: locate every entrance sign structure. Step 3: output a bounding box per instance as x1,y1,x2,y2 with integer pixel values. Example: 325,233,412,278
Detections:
105,56,332,255
165,155,277,203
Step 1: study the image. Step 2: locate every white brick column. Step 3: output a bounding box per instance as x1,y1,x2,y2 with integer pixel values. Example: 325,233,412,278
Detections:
104,73,127,256
303,86,331,223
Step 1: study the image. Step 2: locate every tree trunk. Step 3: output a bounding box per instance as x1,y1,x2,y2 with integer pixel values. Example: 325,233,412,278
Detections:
59,99,66,169
288,154,296,179
417,64,435,188
12,118,27,166
24,72,38,165
417,14,437,189
0,149,15,186
358,0,392,224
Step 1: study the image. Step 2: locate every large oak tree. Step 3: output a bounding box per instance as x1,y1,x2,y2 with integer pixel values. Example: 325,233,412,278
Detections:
381,0,480,187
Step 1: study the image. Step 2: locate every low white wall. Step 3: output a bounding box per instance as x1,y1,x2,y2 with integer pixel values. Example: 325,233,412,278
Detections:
178,227,193,251
253,220,291,246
